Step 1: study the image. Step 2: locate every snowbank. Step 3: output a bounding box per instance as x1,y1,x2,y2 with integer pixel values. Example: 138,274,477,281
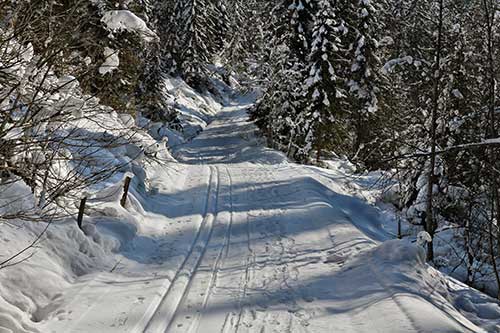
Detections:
0,212,118,332
0,181,36,220
327,240,499,332
0,155,182,332
0,71,177,332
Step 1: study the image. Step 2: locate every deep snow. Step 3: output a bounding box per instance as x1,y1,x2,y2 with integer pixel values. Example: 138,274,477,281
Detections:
1,95,500,332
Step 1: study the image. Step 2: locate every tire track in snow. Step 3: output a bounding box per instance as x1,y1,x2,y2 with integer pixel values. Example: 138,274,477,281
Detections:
139,165,220,333
185,166,235,333
223,167,234,260
181,166,258,333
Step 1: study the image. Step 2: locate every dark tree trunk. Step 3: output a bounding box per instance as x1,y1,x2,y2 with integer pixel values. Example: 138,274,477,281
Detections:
425,0,444,262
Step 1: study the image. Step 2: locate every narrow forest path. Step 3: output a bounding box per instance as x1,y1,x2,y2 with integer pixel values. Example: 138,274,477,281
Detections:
43,97,484,333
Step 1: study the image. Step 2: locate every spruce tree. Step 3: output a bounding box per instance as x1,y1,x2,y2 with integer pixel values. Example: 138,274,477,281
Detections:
253,0,315,155
167,0,229,88
344,0,386,164
298,0,347,160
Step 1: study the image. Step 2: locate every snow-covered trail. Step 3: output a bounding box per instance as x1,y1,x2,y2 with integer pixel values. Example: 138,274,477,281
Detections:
163,100,480,333
43,99,486,333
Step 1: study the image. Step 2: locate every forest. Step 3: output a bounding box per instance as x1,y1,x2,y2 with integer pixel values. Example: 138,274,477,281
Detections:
1,0,500,332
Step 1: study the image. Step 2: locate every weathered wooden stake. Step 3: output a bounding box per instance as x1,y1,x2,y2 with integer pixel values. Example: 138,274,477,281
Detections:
120,176,132,208
397,217,402,239
77,197,87,230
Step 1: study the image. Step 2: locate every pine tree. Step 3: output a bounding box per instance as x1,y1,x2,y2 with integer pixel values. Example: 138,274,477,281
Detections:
253,0,316,154
167,0,229,88
175,0,212,86
344,0,386,164
298,0,347,160
221,0,259,75
212,0,230,54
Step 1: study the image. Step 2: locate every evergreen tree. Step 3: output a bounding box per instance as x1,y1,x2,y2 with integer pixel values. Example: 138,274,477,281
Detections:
253,0,315,154
174,0,213,86
168,0,230,88
344,0,386,164
298,0,348,160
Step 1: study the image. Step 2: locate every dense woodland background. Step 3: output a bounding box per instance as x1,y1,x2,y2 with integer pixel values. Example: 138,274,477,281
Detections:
1,0,500,298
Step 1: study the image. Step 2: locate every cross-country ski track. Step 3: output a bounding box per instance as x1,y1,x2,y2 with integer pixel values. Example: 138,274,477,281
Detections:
42,97,492,333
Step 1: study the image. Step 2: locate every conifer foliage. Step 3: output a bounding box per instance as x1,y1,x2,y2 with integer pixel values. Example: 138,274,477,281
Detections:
300,0,346,160
168,0,229,87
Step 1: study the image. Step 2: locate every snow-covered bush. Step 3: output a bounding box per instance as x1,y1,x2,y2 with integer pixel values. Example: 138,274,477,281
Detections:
0,0,176,222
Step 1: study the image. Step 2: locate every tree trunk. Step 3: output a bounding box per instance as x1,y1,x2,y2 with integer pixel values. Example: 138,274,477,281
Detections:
489,196,500,300
482,0,500,254
424,0,444,262
465,202,474,285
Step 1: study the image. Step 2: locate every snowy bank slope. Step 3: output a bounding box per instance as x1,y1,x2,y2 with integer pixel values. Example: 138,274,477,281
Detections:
162,76,223,144
1,96,500,333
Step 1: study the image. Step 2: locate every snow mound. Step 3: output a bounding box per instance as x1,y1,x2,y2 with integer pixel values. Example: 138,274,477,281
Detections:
0,217,117,332
447,278,500,332
416,231,432,246
0,159,178,332
0,96,175,332
370,239,426,266
101,10,157,42
326,240,500,332
0,181,36,219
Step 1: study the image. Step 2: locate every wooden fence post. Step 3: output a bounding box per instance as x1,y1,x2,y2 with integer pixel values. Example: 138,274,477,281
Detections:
120,176,132,208
77,197,87,230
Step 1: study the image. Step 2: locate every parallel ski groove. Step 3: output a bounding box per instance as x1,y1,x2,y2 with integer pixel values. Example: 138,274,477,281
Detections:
166,165,222,332
141,165,220,333
181,166,236,333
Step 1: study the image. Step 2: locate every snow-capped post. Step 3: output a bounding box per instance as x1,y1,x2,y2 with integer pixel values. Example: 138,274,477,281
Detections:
77,197,87,231
120,176,132,208
416,231,432,247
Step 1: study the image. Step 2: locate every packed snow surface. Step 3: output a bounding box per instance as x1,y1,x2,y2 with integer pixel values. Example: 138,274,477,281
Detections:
1,95,500,332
